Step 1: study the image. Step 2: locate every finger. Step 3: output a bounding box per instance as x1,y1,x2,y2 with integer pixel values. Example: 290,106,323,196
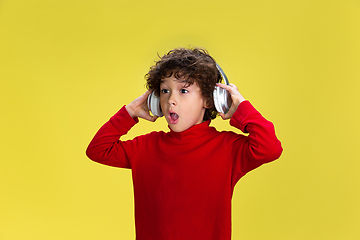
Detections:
147,115,158,122
140,112,158,122
218,112,229,120
139,90,152,102
144,90,152,96
216,83,244,103
138,90,152,101
216,83,238,93
228,83,238,90
144,116,158,122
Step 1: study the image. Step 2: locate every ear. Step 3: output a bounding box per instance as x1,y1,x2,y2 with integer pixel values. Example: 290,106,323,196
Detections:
203,98,213,109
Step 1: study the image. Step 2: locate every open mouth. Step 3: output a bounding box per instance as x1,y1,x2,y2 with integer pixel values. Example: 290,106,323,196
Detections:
169,112,179,123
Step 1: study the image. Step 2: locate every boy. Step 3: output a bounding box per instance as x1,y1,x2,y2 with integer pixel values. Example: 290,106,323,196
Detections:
86,47,282,240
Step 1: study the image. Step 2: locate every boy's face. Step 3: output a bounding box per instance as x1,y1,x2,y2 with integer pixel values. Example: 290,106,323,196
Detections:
160,76,207,132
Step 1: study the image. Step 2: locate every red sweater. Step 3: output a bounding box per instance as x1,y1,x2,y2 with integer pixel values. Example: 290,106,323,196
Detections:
86,101,282,240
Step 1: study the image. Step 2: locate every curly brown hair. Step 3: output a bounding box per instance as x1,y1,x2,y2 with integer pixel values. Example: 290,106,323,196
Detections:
145,47,222,121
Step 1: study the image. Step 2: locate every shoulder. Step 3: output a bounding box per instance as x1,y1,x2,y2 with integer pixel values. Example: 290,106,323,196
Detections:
137,130,168,141
208,125,247,144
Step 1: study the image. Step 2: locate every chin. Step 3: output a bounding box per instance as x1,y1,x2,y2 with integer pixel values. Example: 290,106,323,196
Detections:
168,124,189,133
169,126,184,132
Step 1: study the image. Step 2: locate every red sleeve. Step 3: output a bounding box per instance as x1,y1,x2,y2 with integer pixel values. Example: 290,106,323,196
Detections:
229,101,283,183
86,106,145,169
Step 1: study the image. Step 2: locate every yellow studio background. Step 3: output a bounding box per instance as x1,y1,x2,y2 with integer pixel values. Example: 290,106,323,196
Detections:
0,0,359,239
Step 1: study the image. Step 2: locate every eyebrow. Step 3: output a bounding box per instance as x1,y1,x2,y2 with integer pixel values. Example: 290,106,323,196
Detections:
160,78,192,88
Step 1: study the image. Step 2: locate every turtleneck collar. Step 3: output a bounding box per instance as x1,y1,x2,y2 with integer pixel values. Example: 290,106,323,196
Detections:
167,120,213,142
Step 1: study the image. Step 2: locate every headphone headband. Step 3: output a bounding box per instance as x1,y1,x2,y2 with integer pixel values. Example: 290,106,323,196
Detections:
213,63,232,114
216,63,229,85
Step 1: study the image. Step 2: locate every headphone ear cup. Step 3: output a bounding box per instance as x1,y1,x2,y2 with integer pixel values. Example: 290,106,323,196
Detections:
147,91,163,117
213,86,232,114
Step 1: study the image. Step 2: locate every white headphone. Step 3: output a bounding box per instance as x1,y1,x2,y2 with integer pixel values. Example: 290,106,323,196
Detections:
147,63,232,117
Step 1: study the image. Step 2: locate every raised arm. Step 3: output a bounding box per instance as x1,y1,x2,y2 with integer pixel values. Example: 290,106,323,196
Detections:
86,91,156,168
216,83,282,182
230,101,283,163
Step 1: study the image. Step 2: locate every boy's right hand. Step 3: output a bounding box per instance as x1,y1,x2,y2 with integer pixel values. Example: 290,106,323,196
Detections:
125,90,158,122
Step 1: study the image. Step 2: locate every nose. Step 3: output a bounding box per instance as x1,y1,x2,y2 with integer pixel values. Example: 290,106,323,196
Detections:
168,92,177,106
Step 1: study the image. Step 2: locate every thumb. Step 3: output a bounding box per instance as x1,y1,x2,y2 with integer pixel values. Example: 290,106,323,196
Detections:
219,111,232,120
142,114,158,122
219,112,226,120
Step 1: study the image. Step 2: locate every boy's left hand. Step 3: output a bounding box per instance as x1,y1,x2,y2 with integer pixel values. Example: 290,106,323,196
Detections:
216,83,245,120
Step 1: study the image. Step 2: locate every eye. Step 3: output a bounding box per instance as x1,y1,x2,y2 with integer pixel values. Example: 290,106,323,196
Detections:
180,89,189,94
161,89,169,94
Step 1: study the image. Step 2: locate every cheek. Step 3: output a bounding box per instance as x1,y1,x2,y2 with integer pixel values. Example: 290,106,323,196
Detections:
195,96,207,109
188,99,206,113
159,96,167,107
